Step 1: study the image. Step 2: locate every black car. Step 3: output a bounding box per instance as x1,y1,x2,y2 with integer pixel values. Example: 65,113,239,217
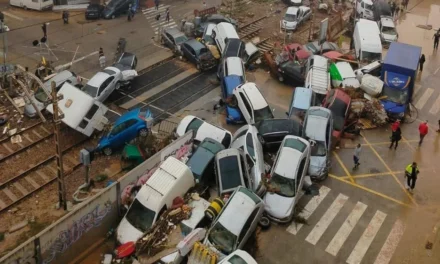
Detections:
85,3,104,19
256,118,303,152
181,39,217,71
102,0,131,19
277,61,305,85
114,52,137,71
223,39,246,59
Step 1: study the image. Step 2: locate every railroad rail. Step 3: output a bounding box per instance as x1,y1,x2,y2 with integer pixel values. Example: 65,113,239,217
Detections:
0,137,89,213
0,121,44,144
238,15,274,54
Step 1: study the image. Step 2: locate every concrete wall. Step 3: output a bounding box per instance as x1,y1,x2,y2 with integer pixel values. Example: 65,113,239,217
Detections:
0,131,194,264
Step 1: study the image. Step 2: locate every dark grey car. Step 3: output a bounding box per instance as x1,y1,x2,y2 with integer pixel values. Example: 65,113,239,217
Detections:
187,138,225,184
161,28,188,55
181,39,217,71
256,118,303,152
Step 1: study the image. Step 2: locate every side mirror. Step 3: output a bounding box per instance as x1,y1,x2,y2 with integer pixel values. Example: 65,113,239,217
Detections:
285,111,289,116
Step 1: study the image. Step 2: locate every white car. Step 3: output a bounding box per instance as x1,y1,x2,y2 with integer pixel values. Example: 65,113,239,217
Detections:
83,53,138,102
232,82,274,125
264,135,310,223
218,250,258,264
204,186,264,259
24,70,81,118
231,125,266,194
176,115,232,148
303,107,333,181
280,6,311,31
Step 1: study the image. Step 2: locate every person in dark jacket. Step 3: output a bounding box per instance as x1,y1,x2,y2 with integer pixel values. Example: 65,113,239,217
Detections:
389,127,402,149
419,54,426,72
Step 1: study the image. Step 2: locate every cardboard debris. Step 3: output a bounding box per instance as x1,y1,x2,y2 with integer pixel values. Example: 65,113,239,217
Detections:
11,135,22,144
12,97,25,107
350,99,388,129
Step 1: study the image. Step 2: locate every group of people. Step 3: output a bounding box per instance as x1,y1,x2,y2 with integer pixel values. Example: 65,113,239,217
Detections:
388,0,409,19
154,0,170,23
351,119,430,193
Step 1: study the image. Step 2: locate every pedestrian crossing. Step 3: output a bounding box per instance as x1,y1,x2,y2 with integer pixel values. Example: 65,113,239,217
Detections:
413,85,440,117
142,4,178,35
286,186,405,264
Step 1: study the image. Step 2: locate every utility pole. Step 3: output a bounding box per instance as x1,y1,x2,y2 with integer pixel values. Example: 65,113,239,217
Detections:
0,18,7,85
50,81,67,211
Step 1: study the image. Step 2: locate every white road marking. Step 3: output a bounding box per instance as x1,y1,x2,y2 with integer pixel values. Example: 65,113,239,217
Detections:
3,11,23,21
142,4,168,14
286,186,331,235
414,84,422,95
325,201,368,256
414,88,433,110
435,66,440,75
305,193,348,245
151,19,176,27
429,93,440,115
54,51,99,71
373,219,405,264
346,210,387,264
143,6,170,17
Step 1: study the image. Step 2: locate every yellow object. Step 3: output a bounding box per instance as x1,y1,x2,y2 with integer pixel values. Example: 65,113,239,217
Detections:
205,198,224,220
41,56,46,66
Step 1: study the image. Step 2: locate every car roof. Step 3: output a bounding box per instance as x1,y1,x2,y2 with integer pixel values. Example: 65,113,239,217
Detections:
334,89,351,104
165,27,185,37
114,108,140,126
225,57,244,76
185,39,205,50
87,71,110,87
274,146,302,179
293,87,313,110
223,75,243,94
335,62,356,78
305,114,328,141
311,55,328,68
240,83,268,110
299,6,310,11
256,118,301,135
286,6,299,14
381,17,395,27
218,188,259,236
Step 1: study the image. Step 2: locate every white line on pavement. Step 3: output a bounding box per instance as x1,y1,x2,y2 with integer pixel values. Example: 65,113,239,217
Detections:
325,201,368,256
414,88,433,110
346,210,387,264
143,5,169,16
435,66,440,75
305,193,348,245
3,11,23,21
286,186,331,235
374,219,405,264
429,93,440,115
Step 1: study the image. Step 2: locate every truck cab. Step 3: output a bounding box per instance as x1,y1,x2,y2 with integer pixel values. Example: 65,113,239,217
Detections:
378,16,398,47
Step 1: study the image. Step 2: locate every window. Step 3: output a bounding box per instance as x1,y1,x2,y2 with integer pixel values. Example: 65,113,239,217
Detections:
228,255,247,264
110,123,126,136
222,133,231,148
239,93,253,118
284,138,306,152
224,62,228,76
245,154,254,168
245,133,255,160
238,207,259,243
125,119,138,128
85,104,99,119
297,158,307,189
219,156,243,191
270,172,296,197
32,0,38,2
79,119,89,129
254,106,274,123
125,199,156,232
208,222,237,255
186,118,204,133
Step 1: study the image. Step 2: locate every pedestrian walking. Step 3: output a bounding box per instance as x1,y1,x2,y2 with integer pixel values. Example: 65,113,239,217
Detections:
99,47,104,57
99,47,106,68
353,144,361,170
165,8,170,23
127,3,133,21
403,0,409,9
391,2,396,18
418,120,428,146
62,11,69,24
389,127,402,150
433,32,439,50
419,54,426,72
405,162,419,192
391,119,400,132
155,0,159,10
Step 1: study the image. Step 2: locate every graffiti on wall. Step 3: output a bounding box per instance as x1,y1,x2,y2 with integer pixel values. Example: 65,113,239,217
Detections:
120,134,193,206
42,201,112,264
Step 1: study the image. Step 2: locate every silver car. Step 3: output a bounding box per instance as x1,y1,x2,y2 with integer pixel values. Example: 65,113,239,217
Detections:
280,6,312,31
303,106,333,181
215,148,250,196
161,27,188,54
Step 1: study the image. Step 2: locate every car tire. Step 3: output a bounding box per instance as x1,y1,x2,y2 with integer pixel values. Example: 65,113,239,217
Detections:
278,75,284,82
196,63,202,71
259,216,271,230
111,14,116,19
103,147,113,156
115,82,121,90
139,128,149,137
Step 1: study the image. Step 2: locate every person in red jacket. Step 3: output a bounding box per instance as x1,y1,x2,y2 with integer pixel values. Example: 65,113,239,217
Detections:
391,120,400,132
418,120,429,146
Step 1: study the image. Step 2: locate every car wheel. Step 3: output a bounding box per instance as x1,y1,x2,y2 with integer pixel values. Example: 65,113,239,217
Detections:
111,14,116,19
115,82,121,90
278,75,284,82
259,216,271,230
103,147,113,156
138,128,149,137
196,63,202,71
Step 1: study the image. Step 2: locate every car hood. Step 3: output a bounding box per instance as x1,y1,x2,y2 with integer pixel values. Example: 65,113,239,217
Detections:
309,156,327,176
226,106,244,122
116,217,143,244
382,33,397,42
380,100,406,114
264,192,295,219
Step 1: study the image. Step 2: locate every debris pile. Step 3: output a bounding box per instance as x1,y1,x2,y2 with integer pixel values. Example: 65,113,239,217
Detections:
350,98,388,128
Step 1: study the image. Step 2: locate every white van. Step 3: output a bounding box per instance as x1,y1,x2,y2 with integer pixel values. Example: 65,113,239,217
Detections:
331,62,361,88
117,157,195,244
304,55,331,95
353,19,382,62
10,0,53,10
212,22,239,55
46,83,108,137
356,0,374,20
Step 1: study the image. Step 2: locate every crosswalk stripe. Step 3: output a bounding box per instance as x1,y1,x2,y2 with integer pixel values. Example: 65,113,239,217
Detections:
429,93,440,115
325,201,368,256
286,186,331,235
145,11,169,20
373,219,405,264
305,193,348,245
150,19,175,27
414,88,433,110
346,210,387,264
142,4,168,14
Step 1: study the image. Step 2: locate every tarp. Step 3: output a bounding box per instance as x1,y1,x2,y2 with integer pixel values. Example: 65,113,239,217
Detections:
384,71,411,90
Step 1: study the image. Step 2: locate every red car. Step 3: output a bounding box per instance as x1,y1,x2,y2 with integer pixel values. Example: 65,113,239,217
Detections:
283,43,312,61
322,89,351,140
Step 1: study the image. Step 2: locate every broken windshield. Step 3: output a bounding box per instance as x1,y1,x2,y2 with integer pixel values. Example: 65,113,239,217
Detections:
382,26,397,35
208,222,236,255
125,199,156,232
270,173,295,197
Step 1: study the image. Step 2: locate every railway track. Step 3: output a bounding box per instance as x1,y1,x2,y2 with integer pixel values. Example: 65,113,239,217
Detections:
0,122,54,163
238,15,274,54
0,137,89,213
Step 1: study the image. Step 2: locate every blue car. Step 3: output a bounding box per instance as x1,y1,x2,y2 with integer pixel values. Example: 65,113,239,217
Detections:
97,108,153,156
221,75,245,124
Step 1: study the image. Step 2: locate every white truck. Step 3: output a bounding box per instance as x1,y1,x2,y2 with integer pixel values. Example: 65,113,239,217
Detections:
9,0,53,10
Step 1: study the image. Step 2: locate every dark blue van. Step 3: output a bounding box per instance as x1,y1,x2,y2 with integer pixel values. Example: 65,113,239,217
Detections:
221,75,245,124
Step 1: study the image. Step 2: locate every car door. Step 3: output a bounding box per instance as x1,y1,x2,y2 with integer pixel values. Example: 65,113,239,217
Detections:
97,76,115,102
238,92,253,124
237,207,260,249
165,33,174,49
125,118,140,139
108,122,128,148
